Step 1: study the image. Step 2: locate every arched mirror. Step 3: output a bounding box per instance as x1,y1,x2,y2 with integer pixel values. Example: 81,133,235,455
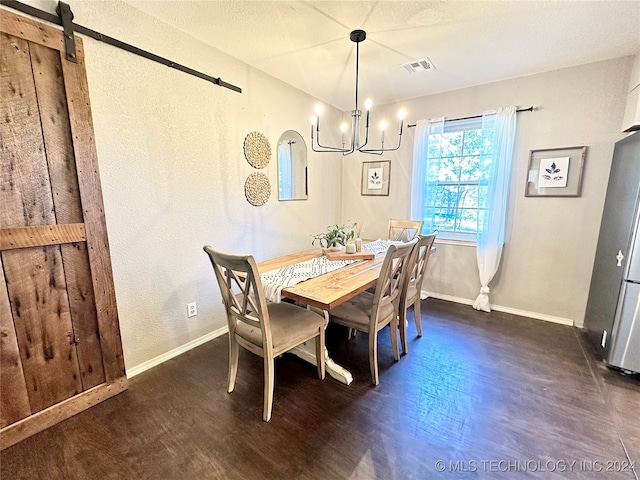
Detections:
277,130,308,201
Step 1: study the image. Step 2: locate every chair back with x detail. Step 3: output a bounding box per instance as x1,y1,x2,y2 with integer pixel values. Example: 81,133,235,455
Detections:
399,233,437,354
328,238,417,385
204,246,326,421
388,218,424,242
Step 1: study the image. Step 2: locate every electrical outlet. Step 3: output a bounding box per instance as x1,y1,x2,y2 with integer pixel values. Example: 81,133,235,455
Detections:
188,302,197,318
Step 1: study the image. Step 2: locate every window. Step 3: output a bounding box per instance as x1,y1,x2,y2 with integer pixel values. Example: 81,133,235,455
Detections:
416,118,495,241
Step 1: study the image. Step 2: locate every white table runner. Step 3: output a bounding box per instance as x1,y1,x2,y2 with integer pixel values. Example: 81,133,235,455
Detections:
260,256,356,303
259,240,405,303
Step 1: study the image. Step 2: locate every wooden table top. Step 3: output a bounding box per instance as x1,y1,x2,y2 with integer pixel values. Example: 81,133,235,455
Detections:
256,247,385,311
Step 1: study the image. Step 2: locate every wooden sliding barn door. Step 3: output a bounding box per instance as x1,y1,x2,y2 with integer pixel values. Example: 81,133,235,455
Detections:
0,9,126,449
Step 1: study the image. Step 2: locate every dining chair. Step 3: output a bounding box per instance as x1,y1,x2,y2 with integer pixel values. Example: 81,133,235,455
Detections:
398,233,437,355
203,246,326,422
388,218,424,242
328,239,417,385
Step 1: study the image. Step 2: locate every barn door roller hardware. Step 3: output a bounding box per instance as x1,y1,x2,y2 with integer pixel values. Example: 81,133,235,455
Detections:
56,2,77,63
0,0,242,93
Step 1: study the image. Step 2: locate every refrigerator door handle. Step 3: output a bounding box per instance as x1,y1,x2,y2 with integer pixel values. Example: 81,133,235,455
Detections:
617,250,625,267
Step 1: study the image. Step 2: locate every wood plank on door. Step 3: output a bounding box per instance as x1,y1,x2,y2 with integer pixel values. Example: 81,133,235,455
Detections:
61,45,126,382
0,32,52,228
0,224,86,250
3,247,83,412
0,257,31,428
31,42,106,390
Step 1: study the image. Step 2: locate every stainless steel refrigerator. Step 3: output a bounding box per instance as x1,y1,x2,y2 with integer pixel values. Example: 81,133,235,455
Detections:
585,131,640,374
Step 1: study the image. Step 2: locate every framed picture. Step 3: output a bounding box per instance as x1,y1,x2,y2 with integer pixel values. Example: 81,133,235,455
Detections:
361,160,391,196
525,146,587,197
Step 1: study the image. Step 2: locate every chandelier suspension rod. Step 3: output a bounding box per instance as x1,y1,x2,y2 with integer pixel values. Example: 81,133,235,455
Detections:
354,40,359,112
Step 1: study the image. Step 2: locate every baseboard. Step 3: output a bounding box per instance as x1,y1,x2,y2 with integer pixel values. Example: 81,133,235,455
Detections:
423,291,575,326
126,326,228,378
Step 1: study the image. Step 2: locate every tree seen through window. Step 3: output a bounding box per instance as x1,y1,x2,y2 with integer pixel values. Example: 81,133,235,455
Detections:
421,119,494,239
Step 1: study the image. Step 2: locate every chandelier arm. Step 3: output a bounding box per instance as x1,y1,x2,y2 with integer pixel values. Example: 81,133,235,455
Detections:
314,137,350,152
359,122,370,149
312,141,350,153
311,124,350,152
359,132,403,154
359,144,401,154
341,142,356,156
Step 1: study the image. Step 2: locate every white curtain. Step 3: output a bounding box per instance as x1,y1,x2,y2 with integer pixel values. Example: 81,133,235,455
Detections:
473,106,517,312
411,117,444,233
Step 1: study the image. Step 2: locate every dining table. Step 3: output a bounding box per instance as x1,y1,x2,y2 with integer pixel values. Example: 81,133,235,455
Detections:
256,245,388,385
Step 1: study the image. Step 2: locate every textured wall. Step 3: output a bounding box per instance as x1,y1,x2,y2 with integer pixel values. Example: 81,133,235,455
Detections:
341,57,634,326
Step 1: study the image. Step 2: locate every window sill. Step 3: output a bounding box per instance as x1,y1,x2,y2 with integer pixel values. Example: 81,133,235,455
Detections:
434,237,477,247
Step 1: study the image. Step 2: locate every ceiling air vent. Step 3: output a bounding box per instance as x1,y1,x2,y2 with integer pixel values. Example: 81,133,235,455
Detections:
403,58,435,73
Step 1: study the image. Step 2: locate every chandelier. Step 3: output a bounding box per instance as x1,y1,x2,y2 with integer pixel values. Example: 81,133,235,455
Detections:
310,30,405,156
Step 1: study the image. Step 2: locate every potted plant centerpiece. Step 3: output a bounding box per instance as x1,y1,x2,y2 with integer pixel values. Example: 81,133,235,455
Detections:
312,221,357,252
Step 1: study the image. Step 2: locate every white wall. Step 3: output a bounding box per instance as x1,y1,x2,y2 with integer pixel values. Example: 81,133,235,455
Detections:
15,0,344,372
342,57,634,326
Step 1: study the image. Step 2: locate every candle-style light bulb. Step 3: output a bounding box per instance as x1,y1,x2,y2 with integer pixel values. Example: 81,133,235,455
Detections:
310,116,316,140
398,109,405,134
315,105,323,116
341,123,347,144
364,98,372,128
380,121,386,145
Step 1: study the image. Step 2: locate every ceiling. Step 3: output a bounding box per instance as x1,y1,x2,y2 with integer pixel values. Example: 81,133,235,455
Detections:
124,0,640,111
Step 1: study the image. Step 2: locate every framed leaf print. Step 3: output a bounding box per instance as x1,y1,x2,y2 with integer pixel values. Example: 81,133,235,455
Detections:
525,146,587,197
361,160,391,196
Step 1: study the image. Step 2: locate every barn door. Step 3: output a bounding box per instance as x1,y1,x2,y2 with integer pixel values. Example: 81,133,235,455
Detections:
0,9,126,449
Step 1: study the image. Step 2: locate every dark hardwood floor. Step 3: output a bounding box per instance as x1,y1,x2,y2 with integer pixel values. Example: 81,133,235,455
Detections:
2,299,639,479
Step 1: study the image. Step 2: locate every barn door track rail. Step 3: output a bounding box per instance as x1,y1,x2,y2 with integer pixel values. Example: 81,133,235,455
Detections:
0,0,242,93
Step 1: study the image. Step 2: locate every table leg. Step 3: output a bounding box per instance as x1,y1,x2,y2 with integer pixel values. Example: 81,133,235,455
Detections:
287,307,353,385
288,342,353,385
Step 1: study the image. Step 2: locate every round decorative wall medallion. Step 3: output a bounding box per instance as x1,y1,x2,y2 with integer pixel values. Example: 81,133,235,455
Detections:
244,172,271,206
243,131,271,169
